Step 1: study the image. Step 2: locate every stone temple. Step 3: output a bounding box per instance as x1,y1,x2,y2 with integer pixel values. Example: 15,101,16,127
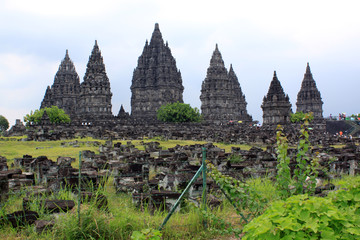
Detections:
200,44,252,123
130,23,184,119
40,50,81,118
39,23,324,126
261,71,292,125
78,40,113,120
296,63,323,120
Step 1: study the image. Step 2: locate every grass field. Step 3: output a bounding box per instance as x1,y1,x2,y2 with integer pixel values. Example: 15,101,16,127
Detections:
0,136,254,167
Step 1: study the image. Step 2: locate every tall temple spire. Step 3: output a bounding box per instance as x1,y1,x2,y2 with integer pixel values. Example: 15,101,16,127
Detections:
149,23,164,46
266,71,285,99
130,23,184,119
306,62,311,74
200,45,252,123
296,63,323,120
78,41,112,119
261,71,292,125
65,49,69,60
210,44,225,68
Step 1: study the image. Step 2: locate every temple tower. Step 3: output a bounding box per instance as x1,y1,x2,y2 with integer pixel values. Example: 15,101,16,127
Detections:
200,45,252,123
296,63,323,120
40,50,81,118
78,40,113,119
130,23,184,119
261,71,292,125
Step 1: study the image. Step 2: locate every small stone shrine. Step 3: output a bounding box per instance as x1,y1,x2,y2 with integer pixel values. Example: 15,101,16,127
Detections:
261,71,292,125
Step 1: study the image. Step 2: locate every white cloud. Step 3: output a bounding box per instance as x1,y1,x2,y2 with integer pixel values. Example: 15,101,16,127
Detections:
4,0,122,17
0,0,360,125
0,53,58,125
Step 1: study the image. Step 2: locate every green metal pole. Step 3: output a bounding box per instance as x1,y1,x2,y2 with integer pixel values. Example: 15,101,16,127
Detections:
159,165,204,231
202,147,207,229
78,151,82,228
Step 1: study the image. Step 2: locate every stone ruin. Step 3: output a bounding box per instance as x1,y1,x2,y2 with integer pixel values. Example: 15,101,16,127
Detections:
0,136,359,229
3,119,26,137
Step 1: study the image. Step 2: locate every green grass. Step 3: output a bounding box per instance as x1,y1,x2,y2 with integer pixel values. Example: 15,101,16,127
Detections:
0,175,242,240
0,137,102,165
0,136,254,168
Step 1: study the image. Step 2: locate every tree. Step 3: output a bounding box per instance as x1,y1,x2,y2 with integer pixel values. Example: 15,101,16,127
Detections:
24,106,71,125
157,102,201,123
0,115,9,132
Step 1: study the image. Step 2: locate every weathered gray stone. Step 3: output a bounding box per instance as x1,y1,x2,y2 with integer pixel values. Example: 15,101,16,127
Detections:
35,220,55,233
0,210,39,228
0,174,8,203
43,199,75,213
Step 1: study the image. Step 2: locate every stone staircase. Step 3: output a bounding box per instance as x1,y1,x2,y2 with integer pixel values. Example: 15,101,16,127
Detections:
346,121,360,136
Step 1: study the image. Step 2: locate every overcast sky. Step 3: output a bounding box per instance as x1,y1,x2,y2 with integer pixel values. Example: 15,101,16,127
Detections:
1,0,360,126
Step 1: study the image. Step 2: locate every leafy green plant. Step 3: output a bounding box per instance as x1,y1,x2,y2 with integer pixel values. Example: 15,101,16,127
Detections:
157,102,201,123
328,182,360,214
293,114,319,195
131,228,162,240
275,125,292,198
227,154,244,164
24,106,70,125
242,194,360,240
290,111,314,123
